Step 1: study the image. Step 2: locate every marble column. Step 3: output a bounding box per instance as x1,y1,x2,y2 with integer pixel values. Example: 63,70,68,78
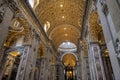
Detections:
106,0,120,37
40,46,52,80
81,50,86,80
49,64,56,80
15,46,30,80
24,38,39,80
97,1,120,79
56,61,65,80
80,49,90,80
39,57,47,80
45,47,51,80
89,42,106,80
76,62,81,80
34,59,41,80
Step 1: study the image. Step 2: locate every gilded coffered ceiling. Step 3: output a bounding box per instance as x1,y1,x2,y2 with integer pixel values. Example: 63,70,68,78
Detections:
49,25,80,47
34,0,85,48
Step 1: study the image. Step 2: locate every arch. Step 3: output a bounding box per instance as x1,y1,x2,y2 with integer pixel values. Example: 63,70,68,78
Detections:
5,33,25,47
61,52,78,61
61,52,78,67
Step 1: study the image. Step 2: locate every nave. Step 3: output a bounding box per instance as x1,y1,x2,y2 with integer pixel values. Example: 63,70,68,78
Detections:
0,0,120,80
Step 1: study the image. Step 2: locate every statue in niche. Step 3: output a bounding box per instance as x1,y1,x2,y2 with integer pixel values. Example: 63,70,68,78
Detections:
115,38,120,60
2,55,15,80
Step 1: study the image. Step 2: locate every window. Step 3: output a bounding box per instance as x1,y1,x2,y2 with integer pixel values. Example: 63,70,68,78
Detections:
58,42,77,52
44,21,50,32
28,0,39,9
29,0,34,8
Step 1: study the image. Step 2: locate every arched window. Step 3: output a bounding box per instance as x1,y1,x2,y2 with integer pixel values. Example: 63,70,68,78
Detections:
29,0,34,8
28,0,39,9
44,21,50,32
58,42,77,52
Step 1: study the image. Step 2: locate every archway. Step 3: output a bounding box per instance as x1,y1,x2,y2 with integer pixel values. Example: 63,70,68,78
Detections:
61,52,78,80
